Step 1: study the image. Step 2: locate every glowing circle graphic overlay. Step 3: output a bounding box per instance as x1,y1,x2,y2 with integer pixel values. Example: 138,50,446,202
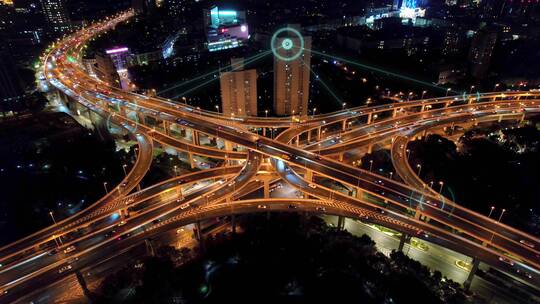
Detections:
271,27,305,62
281,38,293,50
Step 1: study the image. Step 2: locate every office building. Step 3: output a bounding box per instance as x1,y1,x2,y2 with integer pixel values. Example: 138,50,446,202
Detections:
94,51,121,88
273,34,311,117
469,28,497,79
40,0,71,33
220,58,257,117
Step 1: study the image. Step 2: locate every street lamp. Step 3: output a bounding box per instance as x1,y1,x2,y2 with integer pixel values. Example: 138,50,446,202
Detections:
429,181,434,188
49,211,57,225
215,105,220,113
103,182,109,194
494,83,500,91
342,102,347,110
416,164,422,176
389,172,394,180
406,149,410,160
438,181,444,194
421,90,427,99
446,88,451,96
122,164,127,177
174,165,178,177
488,206,495,218
497,209,506,222
265,110,268,118
313,108,317,117
369,160,373,172
469,85,475,94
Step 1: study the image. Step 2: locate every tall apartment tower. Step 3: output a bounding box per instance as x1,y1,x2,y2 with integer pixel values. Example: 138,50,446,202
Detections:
40,0,71,33
219,58,258,117
273,33,311,117
0,48,25,104
468,28,498,79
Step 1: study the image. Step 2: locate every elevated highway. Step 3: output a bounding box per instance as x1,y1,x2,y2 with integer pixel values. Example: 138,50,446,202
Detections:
1,9,539,302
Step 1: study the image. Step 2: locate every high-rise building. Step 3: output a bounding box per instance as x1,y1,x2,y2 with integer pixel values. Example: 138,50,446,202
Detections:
0,48,25,104
39,0,71,33
273,33,311,117
94,51,121,88
442,29,462,56
468,28,497,79
220,58,258,117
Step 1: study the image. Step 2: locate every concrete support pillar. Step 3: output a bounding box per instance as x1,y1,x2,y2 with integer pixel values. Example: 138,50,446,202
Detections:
188,152,195,169
392,108,398,118
498,115,503,123
337,216,345,230
463,258,480,290
163,121,170,135
262,128,266,137
137,112,145,126
192,130,200,146
468,98,474,104
519,113,525,123
119,105,127,116
75,270,92,300
342,120,347,131
307,130,311,142
145,239,155,257
317,127,321,141
305,170,313,182
195,221,202,242
224,141,233,151
263,179,270,198
398,233,410,252
231,215,236,234
367,144,373,154
367,113,372,124
355,188,363,199
338,153,344,162
445,101,450,108
295,135,300,146
421,104,426,112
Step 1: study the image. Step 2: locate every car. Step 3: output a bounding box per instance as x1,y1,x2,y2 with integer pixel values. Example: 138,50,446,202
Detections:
117,220,126,227
519,240,535,248
498,256,515,266
58,264,73,274
288,204,298,209
180,203,190,209
117,233,131,241
315,155,322,160
67,257,79,264
63,245,76,254
316,207,326,212
308,183,317,189
376,208,385,214
257,205,267,209
0,289,8,296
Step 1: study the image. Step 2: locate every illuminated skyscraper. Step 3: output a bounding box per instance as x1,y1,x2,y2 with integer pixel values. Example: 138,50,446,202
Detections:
39,0,71,33
220,58,258,117
273,33,311,117
0,48,25,104
468,28,497,79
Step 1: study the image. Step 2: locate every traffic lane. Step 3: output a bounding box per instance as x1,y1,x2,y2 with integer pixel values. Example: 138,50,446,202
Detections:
0,166,241,274
272,158,539,282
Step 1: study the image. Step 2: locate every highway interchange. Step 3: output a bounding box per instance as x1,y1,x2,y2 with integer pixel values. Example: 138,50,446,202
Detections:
0,9,539,303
